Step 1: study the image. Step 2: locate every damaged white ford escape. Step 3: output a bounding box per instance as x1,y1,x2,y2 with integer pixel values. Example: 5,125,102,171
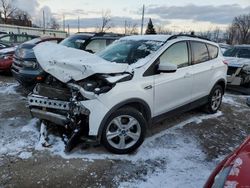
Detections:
28,34,227,154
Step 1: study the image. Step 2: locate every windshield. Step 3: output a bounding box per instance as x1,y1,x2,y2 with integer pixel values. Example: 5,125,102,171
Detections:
97,40,164,64
60,35,89,49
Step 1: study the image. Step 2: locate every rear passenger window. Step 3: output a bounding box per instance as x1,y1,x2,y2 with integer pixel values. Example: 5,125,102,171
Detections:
207,44,218,59
191,42,209,64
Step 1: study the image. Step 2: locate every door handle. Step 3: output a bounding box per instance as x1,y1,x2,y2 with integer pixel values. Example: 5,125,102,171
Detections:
184,73,192,78
144,85,153,90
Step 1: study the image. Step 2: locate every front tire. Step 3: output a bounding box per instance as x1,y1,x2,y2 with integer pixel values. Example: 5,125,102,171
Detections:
204,85,223,114
101,107,146,154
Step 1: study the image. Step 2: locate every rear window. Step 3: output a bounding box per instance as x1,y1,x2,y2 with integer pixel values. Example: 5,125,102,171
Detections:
207,44,218,59
191,41,209,64
223,48,238,57
237,48,250,59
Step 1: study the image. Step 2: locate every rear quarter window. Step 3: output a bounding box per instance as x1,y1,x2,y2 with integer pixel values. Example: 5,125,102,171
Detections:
207,44,218,59
191,41,209,64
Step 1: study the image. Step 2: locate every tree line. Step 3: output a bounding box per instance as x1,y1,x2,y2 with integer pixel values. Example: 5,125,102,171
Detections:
146,13,250,45
0,0,59,29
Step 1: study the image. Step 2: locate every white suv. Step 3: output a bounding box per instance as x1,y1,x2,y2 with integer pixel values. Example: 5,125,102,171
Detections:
28,34,227,154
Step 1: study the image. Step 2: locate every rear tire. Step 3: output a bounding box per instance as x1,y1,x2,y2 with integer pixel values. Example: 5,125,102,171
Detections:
101,107,146,154
204,85,223,114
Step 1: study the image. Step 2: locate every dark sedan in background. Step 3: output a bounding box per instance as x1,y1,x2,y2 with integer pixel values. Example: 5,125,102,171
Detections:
11,37,64,88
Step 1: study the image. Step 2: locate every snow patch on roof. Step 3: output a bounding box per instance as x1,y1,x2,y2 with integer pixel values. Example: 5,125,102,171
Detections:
121,34,171,42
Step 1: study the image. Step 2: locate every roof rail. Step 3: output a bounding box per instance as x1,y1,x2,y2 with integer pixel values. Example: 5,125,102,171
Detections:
166,34,211,42
93,32,124,37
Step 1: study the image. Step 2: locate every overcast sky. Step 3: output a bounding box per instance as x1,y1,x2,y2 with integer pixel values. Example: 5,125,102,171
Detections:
14,0,250,33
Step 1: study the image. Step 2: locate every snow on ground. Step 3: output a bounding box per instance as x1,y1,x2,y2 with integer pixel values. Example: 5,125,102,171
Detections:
35,111,222,162
0,118,39,158
0,83,19,95
0,80,249,187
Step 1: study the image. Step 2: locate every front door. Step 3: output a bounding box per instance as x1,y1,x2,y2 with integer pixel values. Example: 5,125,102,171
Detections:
153,41,193,117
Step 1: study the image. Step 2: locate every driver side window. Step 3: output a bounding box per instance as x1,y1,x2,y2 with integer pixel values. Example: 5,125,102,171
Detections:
160,42,189,68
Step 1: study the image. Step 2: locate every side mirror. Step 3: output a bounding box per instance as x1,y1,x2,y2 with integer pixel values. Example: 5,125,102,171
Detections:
158,63,177,73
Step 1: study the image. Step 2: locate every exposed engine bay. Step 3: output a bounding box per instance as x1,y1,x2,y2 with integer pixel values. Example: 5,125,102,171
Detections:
28,73,133,151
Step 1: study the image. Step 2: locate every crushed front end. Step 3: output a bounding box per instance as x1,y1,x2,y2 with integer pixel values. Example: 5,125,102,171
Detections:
226,57,250,86
28,79,92,151
27,73,131,151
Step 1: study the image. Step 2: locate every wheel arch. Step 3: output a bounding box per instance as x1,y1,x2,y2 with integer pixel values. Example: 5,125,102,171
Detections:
97,98,151,141
214,79,226,94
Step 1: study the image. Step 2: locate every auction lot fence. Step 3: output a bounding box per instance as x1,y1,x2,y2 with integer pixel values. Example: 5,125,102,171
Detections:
0,24,67,38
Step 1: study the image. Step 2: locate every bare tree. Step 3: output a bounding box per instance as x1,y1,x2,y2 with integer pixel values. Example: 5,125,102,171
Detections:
0,0,16,23
199,30,212,40
97,10,112,32
233,14,250,44
226,25,238,44
125,21,138,35
48,17,60,30
212,27,220,42
11,9,31,21
156,25,172,34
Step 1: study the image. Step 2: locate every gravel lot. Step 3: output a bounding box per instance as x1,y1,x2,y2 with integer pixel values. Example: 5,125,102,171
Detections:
0,74,250,188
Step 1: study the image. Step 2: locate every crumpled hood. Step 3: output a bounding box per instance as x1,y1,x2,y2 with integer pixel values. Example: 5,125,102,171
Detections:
225,57,250,68
34,42,130,83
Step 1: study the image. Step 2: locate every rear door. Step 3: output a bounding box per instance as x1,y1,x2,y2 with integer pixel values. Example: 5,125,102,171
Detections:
190,41,217,99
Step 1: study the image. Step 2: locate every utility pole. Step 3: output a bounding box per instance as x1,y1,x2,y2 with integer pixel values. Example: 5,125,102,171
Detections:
67,24,70,35
140,4,145,35
78,16,80,33
43,10,45,34
63,14,65,31
124,20,127,35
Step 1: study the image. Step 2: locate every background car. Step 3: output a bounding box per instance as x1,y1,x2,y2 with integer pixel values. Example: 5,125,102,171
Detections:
12,32,122,89
0,34,39,73
0,42,10,50
204,136,250,188
0,33,38,47
0,46,17,73
60,32,123,53
224,45,250,86
11,37,64,87
219,43,232,54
